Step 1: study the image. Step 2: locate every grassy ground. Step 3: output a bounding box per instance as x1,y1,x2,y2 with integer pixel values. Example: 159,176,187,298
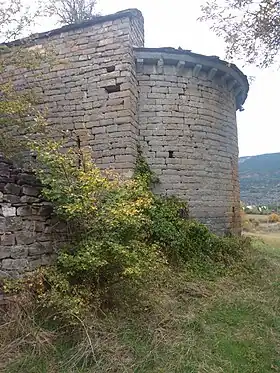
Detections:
2,238,280,373
246,213,270,222
246,231,280,249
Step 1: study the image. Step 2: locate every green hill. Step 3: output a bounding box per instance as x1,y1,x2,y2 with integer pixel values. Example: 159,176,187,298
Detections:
239,152,280,205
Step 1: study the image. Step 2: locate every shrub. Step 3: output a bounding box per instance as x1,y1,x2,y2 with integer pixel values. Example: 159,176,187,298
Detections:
18,140,251,320
268,213,280,223
148,196,249,264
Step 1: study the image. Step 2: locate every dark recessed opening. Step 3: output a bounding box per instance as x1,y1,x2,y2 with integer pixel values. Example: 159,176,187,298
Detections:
194,145,198,149
232,207,235,213
105,83,121,93
31,152,37,160
106,66,115,73
179,207,188,219
168,151,174,158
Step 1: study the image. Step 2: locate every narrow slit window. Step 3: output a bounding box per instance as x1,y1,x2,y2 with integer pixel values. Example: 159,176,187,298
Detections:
168,151,174,158
105,83,121,93
106,66,115,72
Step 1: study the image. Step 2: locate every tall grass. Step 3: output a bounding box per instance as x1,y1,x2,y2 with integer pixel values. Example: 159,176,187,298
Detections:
1,241,280,373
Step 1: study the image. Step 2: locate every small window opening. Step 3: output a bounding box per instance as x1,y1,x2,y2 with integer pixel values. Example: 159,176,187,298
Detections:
232,207,235,213
106,66,115,73
105,83,121,93
168,151,174,158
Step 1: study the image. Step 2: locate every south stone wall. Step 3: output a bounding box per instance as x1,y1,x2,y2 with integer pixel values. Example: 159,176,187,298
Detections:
2,9,144,177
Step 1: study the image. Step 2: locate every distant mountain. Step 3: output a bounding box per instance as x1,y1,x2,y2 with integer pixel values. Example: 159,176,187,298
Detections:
239,152,280,205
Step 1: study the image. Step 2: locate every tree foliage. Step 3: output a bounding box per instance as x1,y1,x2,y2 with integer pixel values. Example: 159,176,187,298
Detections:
0,0,43,40
0,1,49,159
200,0,280,67
0,47,47,158
47,0,99,25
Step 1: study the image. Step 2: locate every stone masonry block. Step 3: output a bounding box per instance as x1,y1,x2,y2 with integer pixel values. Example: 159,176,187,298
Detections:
4,194,21,204
11,245,29,259
2,258,29,271
4,183,21,195
5,217,23,231
2,206,16,217
17,206,32,216
1,233,16,246
0,246,11,259
15,232,36,245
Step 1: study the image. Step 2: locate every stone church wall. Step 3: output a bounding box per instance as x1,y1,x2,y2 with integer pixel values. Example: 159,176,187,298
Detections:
0,9,249,276
2,9,144,177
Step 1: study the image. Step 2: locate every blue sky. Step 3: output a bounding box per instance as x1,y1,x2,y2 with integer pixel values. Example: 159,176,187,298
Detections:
32,0,280,157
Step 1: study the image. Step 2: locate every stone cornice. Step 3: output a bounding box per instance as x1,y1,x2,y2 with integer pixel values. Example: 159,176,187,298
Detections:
134,47,249,111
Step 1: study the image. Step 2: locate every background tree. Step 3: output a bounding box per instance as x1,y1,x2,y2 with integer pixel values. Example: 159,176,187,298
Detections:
0,0,47,159
0,0,43,40
200,0,280,68
47,0,99,25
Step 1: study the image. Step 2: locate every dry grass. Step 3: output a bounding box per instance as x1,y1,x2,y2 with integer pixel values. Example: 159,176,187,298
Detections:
1,242,280,373
0,294,57,371
244,231,280,249
246,213,270,222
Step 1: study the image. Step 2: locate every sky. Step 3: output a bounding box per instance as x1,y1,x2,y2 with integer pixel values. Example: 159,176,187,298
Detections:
28,0,280,157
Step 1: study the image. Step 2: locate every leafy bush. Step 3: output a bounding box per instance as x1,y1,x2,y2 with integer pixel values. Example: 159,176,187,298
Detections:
21,140,251,319
148,196,248,264
33,140,161,265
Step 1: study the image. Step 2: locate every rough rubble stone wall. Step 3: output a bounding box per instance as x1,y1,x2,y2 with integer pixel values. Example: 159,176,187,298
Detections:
0,155,65,277
137,64,240,234
3,9,144,177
